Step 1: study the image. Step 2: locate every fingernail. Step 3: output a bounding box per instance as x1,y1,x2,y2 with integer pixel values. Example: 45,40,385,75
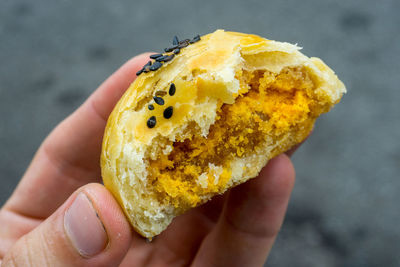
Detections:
64,192,108,257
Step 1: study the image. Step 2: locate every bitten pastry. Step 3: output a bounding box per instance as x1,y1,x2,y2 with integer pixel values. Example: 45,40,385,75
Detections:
101,30,346,238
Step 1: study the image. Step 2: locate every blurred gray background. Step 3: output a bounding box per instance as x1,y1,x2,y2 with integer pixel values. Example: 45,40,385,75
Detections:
1,0,399,266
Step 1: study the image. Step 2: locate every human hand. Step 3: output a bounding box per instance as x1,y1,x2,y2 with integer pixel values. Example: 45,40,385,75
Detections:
0,53,296,267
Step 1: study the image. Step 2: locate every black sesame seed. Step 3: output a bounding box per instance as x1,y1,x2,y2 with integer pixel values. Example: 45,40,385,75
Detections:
153,96,165,105
156,54,174,62
148,104,154,110
164,45,178,52
157,55,169,61
179,39,190,44
178,42,189,48
169,83,176,96
190,35,201,43
155,56,166,62
173,48,180,54
150,53,163,59
142,61,152,72
149,61,162,71
164,54,174,62
163,106,173,119
173,36,179,46
147,116,156,128
136,69,143,76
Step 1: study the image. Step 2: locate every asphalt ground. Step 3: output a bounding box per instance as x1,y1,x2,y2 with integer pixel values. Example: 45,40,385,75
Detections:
1,0,399,266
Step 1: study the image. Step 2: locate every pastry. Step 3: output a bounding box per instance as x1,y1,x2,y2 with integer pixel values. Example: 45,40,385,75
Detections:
101,30,346,238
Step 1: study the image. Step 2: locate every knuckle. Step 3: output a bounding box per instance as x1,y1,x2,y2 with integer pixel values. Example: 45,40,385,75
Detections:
3,245,20,267
2,233,53,267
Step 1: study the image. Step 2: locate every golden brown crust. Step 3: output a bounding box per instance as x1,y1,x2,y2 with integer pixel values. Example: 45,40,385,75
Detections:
101,30,346,238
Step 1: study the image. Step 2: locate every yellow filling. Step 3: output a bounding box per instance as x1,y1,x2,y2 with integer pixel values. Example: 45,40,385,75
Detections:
148,67,319,209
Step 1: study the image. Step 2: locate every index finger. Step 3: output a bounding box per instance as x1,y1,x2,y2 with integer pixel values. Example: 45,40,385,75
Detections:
4,53,152,218
192,154,296,266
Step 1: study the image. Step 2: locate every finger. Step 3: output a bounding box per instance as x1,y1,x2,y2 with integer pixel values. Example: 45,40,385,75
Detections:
195,194,226,223
120,194,226,266
0,208,41,259
192,154,295,267
120,208,215,267
2,184,133,267
5,53,152,218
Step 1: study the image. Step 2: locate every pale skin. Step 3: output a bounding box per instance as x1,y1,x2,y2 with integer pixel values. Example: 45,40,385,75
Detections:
0,53,299,267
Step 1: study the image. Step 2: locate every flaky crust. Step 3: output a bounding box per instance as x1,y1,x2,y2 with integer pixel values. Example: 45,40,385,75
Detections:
101,30,346,238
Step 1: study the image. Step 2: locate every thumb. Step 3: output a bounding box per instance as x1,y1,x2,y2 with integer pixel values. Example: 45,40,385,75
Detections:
2,184,132,267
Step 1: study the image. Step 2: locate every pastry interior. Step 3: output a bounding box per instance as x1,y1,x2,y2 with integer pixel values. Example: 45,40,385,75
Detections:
145,66,325,211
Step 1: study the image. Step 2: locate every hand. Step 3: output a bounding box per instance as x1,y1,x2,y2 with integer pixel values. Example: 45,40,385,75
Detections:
0,53,296,267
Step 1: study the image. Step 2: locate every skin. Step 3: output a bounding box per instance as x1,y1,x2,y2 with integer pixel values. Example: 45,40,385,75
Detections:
0,53,298,267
